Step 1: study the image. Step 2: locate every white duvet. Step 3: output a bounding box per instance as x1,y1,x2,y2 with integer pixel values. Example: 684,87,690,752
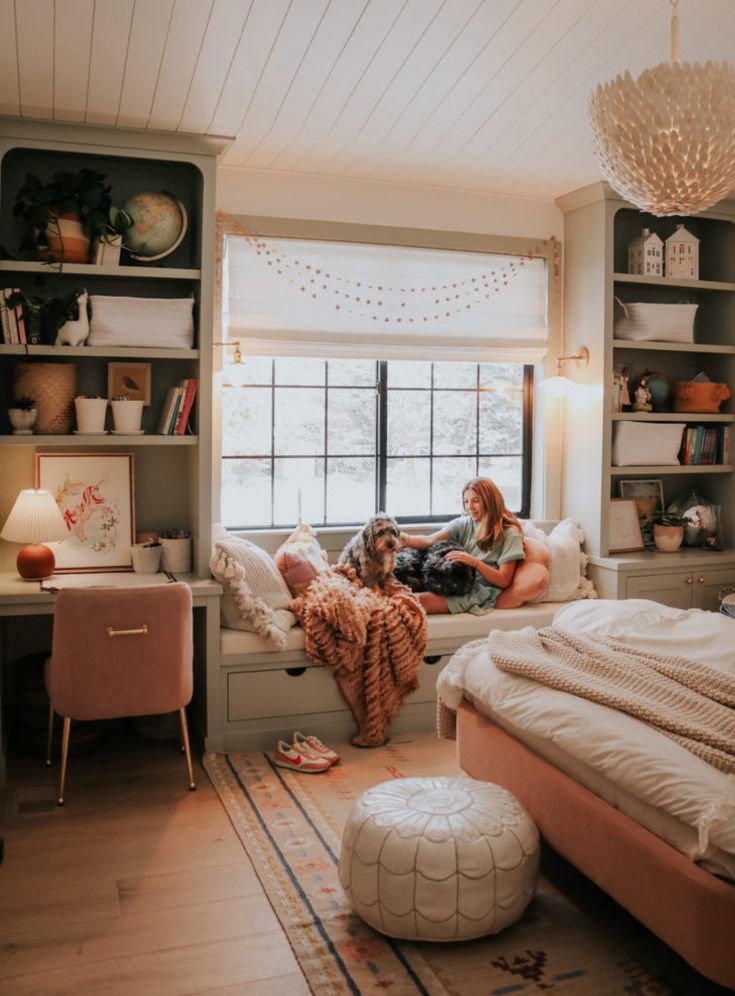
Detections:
437,599,735,873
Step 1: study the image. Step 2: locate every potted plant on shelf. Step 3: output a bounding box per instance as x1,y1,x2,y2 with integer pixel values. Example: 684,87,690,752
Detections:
90,205,135,266
12,168,131,265
7,396,37,434
652,512,686,553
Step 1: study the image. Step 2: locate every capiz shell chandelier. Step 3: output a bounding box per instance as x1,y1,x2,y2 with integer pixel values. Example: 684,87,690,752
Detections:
588,0,735,216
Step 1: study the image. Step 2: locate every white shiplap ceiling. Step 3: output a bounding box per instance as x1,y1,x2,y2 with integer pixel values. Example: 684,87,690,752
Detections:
1,0,733,202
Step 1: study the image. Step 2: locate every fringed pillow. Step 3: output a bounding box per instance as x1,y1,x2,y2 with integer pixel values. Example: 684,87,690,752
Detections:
210,525,295,648
521,519,597,602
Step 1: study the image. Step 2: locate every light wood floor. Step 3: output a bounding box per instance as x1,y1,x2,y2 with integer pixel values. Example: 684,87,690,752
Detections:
0,725,311,996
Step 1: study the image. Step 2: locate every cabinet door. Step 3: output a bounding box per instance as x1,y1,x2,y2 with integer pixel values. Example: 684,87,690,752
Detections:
691,568,735,611
625,573,693,609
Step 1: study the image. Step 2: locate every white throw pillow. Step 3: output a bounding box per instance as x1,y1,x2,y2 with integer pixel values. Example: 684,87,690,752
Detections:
209,524,295,648
521,519,597,603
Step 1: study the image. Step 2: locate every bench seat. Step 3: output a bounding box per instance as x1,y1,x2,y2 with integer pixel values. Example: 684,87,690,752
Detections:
208,601,568,753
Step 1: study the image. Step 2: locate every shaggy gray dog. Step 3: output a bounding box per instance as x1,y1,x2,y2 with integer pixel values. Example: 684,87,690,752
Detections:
394,540,476,597
339,513,401,590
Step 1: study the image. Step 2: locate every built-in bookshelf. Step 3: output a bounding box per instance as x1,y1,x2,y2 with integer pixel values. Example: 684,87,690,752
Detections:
0,119,223,576
557,183,735,609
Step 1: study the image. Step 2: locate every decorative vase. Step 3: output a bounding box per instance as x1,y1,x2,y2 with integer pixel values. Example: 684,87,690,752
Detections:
653,524,684,553
74,397,108,433
12,362,77,434
110,399,144,433
8,407,37,434
36,210,90,264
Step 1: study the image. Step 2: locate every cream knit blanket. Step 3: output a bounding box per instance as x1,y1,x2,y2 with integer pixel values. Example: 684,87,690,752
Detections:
486,627,735,774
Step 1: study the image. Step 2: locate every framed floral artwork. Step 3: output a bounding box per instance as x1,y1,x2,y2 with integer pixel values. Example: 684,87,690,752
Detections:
36,452,135,572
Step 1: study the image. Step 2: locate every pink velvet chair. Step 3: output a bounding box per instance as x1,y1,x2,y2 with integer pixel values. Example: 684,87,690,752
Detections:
45,583,196,806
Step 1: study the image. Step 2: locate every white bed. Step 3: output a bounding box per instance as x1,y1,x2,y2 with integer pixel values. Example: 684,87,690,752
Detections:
436,598,735,879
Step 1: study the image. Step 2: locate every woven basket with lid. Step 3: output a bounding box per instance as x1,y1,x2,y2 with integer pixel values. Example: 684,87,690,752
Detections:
13,362,77,434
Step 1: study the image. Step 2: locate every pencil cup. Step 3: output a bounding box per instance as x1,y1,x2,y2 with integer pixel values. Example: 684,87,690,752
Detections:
160,537,191,574
130,544,162,574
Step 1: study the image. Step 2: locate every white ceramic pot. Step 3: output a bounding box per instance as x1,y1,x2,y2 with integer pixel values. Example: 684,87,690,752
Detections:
111,399,144,433
653,524,684,553
8,408,37,434
74,397,108,433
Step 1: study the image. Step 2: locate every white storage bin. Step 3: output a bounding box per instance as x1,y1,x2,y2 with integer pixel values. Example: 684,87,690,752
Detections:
88,295,195,348
614,298,697,343
612,421,685,466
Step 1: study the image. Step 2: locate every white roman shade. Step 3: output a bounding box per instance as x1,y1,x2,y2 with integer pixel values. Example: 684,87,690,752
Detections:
224,234,549,363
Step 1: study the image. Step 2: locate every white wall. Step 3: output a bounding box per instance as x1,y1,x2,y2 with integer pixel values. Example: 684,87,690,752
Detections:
216,167,562,239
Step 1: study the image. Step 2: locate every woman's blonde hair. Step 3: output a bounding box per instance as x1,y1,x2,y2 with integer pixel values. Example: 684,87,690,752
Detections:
462,477,520,551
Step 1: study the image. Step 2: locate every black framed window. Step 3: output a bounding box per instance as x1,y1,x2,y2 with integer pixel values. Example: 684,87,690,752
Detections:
221,357,532,528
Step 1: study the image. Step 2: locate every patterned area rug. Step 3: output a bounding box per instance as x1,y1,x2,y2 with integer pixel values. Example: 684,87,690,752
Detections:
204,734,730,995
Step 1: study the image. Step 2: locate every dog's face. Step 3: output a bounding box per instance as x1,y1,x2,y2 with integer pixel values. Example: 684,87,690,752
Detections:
364,514,401,558
423,540,475,597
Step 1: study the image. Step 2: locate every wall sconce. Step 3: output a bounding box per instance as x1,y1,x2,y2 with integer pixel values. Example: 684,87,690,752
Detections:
544,346,589,397
214,340,247,386
213,340,243,365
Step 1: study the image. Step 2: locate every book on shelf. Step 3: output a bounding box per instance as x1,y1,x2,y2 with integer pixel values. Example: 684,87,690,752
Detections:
157,379,198,435
1,288,18,344
157,386,183,434
173,378,198,435
678,425,727,465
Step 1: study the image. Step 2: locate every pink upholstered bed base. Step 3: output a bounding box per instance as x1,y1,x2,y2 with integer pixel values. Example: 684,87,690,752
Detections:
456,699,735,989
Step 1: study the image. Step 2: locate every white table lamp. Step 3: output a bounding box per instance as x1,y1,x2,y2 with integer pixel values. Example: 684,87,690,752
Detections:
0,489,68,580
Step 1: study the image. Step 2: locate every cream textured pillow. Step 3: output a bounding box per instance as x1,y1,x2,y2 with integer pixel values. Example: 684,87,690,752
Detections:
210,525,295,648
521,519,597,603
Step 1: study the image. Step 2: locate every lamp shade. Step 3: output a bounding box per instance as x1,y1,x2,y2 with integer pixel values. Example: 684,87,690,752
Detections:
1,489,68,544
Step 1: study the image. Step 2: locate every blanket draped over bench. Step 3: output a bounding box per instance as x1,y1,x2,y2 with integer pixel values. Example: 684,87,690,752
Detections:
447,626,735,773
291,565,427,746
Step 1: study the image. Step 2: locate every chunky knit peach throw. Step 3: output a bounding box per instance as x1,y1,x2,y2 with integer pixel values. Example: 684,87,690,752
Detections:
491,627,735,773
291,565,427,746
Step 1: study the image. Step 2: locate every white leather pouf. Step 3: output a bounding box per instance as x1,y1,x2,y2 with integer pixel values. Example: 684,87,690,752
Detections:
338,776,539,941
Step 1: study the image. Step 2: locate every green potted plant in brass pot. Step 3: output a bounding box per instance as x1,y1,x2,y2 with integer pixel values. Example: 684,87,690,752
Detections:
652,511,686,553
13,168,131,265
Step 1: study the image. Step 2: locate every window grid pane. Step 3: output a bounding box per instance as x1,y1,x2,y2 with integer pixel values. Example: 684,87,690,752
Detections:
221,358,529,527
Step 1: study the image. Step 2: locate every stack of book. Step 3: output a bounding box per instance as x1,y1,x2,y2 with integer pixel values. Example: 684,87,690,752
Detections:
678,425,731,465
0,288,27,344
157,378,198,435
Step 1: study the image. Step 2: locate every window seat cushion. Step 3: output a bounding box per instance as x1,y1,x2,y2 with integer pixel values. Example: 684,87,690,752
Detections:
219,601,568,658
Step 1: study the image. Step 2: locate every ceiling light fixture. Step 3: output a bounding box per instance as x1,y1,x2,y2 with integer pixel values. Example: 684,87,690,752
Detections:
588,0,735,216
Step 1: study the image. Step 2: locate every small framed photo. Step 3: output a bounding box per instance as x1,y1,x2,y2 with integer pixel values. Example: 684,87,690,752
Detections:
107,362,152,405
608,498,645,553
36,452,135,572
618,478,664,546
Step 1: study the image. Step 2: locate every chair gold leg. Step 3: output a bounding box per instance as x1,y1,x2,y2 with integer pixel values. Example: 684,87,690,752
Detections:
45,701,54,767
179,708,196,791
57,716,71,806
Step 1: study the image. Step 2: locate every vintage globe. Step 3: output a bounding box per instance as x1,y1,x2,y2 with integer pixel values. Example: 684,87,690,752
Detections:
122,192,188,260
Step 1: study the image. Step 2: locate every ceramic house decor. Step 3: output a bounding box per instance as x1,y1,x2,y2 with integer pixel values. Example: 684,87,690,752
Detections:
665,224,699,280
628,228,664,276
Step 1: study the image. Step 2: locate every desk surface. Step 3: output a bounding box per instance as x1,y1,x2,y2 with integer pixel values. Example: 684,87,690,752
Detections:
0,571,222,611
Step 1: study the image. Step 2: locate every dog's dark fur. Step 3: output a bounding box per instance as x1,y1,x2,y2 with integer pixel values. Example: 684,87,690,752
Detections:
339,513,402,590
394,540,476,597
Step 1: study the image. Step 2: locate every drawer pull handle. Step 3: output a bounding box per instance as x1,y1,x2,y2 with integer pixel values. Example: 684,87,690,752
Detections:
685,577,693,585
286,667,307,677
107,624,148,637
697,576,705,583
423,655,442,665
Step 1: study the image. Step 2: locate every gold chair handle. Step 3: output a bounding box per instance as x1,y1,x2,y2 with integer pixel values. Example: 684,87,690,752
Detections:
107,624,148,637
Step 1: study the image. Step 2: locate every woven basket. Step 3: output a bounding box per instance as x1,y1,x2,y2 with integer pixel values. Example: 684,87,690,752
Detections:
614,298,697,343
13,362,77,434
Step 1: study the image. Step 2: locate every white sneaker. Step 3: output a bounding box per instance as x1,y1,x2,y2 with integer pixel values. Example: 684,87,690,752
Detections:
274,739,331,773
